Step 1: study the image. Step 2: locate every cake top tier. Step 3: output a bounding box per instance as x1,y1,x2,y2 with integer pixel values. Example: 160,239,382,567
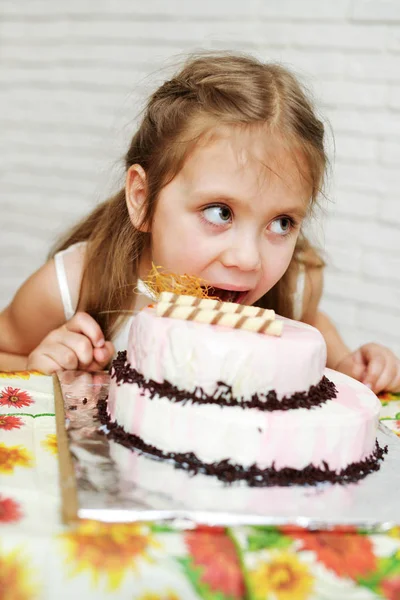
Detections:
127,306,327,401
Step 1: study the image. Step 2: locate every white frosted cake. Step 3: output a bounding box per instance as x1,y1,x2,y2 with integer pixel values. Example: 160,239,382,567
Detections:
101,296,385,486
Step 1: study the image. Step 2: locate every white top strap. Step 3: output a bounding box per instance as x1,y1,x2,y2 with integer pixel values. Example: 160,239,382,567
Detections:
54,251,75,321
53,241,87,322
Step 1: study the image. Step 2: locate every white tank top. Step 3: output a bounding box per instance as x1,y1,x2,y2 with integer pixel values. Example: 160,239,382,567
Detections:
53,242,154,354
54,242,305,354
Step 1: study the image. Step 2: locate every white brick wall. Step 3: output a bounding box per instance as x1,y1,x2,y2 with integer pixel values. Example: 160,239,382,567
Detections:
1,0,399,355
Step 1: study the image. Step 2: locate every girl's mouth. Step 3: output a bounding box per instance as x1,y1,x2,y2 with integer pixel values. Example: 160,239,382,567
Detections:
207,287,248,304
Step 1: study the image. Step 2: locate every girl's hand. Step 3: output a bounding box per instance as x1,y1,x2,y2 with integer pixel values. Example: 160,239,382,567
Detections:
335,343,400,394
27,312,115,375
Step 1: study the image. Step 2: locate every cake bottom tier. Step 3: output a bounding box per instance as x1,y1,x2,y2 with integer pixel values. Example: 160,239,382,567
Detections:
100,396,386,486
104,369,385,485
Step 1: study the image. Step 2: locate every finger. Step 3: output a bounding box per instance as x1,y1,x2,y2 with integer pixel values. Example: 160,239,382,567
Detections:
336,352,366,381
362,354,386,390
351,356,367,382
27,352,63,375
65,312,105,349
93,341,115,369
372,362,397,394
387,366,400,393
353,348,366,366
41,342,79,371
61,330,96,368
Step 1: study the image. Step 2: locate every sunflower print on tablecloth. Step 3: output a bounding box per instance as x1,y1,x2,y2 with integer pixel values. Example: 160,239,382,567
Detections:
0,442,33,474
41,433,58,455
58,520,161,591
0,545,40,599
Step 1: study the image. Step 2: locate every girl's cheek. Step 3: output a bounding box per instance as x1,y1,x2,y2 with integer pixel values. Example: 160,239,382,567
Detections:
264,247,293,283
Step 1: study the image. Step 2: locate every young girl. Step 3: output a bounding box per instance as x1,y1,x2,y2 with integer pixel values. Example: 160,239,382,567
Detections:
1,53,399,393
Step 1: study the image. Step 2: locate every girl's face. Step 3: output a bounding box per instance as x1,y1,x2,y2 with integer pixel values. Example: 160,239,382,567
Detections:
134,126,312,305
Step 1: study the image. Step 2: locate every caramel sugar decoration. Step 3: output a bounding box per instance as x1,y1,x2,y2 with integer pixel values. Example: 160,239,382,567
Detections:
142,264,215,300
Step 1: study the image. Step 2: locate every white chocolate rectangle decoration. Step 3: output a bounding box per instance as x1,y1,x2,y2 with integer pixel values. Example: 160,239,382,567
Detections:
156,303,283,336
158,292,275,319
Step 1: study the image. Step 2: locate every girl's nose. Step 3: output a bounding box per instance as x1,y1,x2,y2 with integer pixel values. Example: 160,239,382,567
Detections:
220,235,261,272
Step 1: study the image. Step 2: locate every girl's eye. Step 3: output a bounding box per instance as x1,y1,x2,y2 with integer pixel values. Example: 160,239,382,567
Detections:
202,205,232,226
269,217,294,235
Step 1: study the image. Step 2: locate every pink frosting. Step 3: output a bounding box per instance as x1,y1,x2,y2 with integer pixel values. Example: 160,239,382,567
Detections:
108,310,381,475
125,309,327,400
108,368,381,472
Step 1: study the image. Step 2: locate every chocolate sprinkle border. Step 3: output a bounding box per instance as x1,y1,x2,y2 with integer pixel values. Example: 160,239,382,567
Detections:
97,397,387,487
111,351,337,412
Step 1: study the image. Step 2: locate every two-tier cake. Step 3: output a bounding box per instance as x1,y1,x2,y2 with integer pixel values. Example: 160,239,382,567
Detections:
99,292,386,486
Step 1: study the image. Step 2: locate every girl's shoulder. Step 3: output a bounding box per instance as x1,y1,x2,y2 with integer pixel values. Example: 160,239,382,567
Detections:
54,240,87,257
1,242,89,356
0,251,70,355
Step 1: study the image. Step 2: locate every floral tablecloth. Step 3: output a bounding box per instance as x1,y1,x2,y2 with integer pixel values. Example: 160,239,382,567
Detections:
1,370,400,600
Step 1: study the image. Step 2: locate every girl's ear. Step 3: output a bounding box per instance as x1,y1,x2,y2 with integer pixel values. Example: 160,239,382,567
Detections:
125,164,150,232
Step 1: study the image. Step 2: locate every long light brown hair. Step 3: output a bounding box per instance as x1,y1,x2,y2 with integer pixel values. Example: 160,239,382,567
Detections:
51,53,327,339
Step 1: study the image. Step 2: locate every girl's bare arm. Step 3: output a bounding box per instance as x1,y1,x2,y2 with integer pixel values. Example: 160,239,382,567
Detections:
299,263,351,369
0,259,67,369
301,267,351,369
0,258,114,374
300,264,400,392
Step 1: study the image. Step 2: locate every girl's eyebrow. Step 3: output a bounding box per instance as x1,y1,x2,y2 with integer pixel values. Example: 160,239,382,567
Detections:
279,204,308,220
193,189,240,202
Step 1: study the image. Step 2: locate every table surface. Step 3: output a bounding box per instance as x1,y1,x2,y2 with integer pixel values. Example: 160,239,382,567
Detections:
1,370,400,600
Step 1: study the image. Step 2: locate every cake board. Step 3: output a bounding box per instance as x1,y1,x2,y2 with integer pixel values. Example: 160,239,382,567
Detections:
55,370,400,531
